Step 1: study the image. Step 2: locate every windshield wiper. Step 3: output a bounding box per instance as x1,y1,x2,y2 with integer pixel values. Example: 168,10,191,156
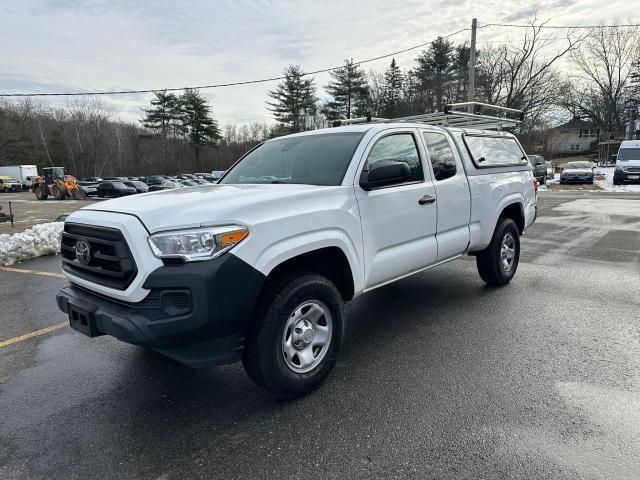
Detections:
269,180,290,184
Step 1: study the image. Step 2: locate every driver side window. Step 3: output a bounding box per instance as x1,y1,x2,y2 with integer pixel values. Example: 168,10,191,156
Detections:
364,133,424,184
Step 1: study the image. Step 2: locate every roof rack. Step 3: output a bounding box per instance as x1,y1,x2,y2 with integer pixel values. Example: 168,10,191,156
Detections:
335,102,523,130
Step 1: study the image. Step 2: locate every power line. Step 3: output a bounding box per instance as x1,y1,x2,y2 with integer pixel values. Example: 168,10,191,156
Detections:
0,27,470,98
479,22,640,29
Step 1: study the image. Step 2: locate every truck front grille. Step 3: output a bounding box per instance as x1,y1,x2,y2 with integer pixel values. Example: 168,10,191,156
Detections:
61,223,137,290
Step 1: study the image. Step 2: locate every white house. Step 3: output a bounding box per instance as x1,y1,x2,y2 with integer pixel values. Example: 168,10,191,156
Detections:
545,119,599,155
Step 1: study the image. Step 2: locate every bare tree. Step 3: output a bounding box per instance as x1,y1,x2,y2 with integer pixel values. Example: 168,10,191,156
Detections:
477,18,583,130
565,22,640,135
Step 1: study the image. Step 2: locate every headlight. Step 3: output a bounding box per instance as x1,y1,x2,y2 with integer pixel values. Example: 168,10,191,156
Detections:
148,225,248,262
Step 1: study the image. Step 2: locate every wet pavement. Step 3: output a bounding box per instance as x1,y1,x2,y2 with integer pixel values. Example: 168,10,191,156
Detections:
1,191,639,479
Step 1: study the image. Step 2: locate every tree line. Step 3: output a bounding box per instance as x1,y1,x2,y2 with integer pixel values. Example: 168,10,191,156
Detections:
0,19,638,177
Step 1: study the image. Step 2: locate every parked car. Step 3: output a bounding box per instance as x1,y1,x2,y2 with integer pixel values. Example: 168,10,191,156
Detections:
560,161,594,184
124,181,149,193
96,181,136,197
179,179,200,187
77,182,99,196
148,180,182,192
613,140,640,185
527,155,547,184
82,177,103,182
0,176,22,192
195,173,217,183
57,120,537,399
143,176,166,186
210,170,225,180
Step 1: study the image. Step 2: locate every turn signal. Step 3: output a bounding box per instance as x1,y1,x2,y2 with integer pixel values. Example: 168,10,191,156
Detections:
219,229,249,245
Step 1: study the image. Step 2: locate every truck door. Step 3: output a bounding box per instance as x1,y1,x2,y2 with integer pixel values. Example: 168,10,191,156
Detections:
421,130,471,260
354,129,438,289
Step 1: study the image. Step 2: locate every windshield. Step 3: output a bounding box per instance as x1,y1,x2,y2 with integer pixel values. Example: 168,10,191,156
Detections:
617,148,640,161
564,162,592,169
220,132,365,186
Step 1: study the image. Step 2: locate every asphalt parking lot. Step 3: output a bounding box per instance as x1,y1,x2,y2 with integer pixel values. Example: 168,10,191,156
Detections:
1,191,639,479
0,191,101,234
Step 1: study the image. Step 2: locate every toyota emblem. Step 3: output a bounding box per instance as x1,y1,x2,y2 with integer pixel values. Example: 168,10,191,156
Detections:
75,239,91,265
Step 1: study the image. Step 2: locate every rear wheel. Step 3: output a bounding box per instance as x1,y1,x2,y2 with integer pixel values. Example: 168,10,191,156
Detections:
540,176,546,185
243,273,345,399
35,185,48,200
476,218,520,286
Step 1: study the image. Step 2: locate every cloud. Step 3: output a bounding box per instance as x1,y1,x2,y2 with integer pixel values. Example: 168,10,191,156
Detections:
1,0,637,125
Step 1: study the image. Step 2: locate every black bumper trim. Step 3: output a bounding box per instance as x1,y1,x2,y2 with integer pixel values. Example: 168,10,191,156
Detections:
56,253,266,367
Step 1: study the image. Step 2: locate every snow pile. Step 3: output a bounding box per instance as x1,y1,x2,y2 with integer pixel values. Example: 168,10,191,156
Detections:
0,222,64,266
595,167,640,193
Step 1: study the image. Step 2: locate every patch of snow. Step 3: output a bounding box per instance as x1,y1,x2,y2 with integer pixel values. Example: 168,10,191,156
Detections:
595,167,640,193
0,222,64,266
555,198,640,217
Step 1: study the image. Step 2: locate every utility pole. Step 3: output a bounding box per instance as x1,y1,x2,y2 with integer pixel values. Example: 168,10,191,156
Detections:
468,18,477,111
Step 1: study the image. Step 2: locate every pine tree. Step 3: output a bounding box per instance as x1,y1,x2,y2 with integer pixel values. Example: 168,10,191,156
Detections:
414,37,454,111
323,59,370,120
178,89,221,169
141,91,179,136
267,65,318,132
382,58,404,118
140,91,180,164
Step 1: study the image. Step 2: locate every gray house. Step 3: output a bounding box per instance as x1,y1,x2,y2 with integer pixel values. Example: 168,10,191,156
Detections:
545,119,599,155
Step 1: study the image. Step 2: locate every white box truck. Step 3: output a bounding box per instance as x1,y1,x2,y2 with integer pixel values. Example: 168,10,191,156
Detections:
0,165,39,189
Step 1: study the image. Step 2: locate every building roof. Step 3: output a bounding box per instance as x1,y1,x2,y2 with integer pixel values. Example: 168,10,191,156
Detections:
551,118,596,131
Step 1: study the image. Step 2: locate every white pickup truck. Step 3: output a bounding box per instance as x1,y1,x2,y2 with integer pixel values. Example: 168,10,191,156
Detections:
57,117,537,398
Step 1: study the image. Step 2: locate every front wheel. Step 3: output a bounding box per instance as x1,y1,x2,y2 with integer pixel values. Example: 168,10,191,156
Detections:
52,185,65,200
243,273,345,399
476,218,520,286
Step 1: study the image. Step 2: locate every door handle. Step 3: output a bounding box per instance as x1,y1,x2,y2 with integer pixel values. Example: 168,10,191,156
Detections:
418,194,436,205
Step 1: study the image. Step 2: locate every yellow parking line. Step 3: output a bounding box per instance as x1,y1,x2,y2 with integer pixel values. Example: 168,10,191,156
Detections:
0,322,67,348
0,266,65,278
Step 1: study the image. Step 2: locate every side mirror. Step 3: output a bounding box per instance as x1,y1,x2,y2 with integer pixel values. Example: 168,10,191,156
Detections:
360,161,412,191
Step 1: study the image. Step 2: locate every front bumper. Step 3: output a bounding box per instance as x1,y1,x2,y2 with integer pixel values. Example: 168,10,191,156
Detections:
613,171,640,184
560,175,593,184
56,253,266,367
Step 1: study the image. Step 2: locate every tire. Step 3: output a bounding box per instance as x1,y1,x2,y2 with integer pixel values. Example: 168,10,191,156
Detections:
35,185,48,200
53,185,65,200
540,176,546,185
476,218,520,287
72,189,87,200
242,273,345,399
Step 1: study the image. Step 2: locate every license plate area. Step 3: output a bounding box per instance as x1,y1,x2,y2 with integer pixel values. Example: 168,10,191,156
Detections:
68,303,101,337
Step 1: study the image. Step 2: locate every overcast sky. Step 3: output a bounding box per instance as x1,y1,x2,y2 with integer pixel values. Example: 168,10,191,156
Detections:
1,0,637,127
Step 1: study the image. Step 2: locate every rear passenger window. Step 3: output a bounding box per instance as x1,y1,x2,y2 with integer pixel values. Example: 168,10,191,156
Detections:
423,132,457,181
464,135,527,168
365,133,423,183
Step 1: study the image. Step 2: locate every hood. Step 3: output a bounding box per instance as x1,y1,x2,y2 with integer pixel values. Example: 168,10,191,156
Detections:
562,168,592,175
80,183,342,232
618,159,640,169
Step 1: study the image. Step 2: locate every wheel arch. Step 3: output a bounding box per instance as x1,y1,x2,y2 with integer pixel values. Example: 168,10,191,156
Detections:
499,201,525,234
261,246,356,301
